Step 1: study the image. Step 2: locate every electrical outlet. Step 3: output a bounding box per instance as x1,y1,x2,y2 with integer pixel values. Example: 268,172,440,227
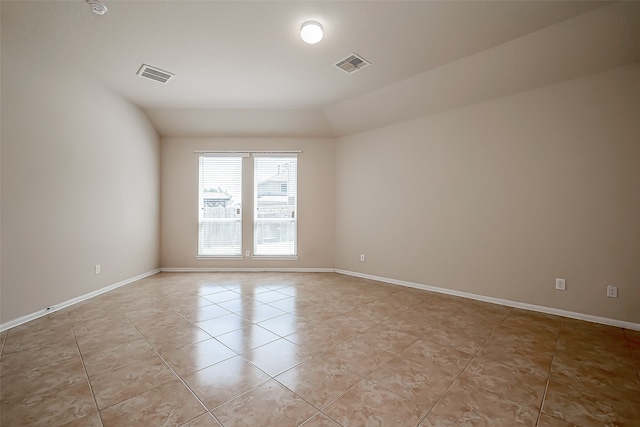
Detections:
606,285,618,298
360,254,365,262
555,278,566,291
95,264,101,275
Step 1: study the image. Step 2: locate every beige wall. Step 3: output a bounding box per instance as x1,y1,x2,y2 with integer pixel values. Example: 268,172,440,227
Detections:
161,138,335,269
1,23,160,323
335,64,640,324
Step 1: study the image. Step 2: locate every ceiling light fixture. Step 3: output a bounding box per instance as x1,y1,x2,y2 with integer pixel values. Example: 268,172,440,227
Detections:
87,0,108,16
300,21,323,44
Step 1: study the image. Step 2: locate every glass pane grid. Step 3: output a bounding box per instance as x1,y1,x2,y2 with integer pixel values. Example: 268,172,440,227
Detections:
254,156,297,256
198,156,243,257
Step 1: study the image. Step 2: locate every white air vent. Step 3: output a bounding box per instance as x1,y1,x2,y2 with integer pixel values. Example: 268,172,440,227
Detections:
136,64,174,84
335,53,371,74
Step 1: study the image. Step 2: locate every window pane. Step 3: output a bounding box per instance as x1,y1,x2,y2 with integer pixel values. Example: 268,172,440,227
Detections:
254,156,297,256
198,156,242,256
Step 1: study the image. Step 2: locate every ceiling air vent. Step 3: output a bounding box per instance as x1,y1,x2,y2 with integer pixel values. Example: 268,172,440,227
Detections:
335,53,371,74
136,64,174,84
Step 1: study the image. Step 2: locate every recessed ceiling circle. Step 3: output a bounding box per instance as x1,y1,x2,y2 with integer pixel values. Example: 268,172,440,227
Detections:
300,21,323,44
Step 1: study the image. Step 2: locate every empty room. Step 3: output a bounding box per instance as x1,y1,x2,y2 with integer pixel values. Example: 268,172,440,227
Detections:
1,1,639,426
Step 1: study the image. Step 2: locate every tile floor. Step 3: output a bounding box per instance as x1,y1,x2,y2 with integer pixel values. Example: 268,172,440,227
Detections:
1,272,639,426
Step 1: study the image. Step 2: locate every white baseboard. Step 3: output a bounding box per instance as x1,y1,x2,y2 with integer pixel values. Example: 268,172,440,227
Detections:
4,268,637,333
335,269,640,332
160,267,335,273
0,269,161,332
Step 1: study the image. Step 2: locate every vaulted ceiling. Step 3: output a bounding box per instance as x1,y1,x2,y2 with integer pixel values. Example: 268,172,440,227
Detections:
3,1,639,137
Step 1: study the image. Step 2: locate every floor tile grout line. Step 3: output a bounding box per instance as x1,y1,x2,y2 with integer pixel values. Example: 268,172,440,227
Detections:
534,316,564,427
76,311,178,413
6,273,638,426
268,322,417,418
66,308,104,427
152,349,217,426
0,329,6,358
414,309,512,426
123,313,221,425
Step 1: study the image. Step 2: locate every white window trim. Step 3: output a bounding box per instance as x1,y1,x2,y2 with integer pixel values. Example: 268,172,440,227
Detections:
251,256,299,261
194,150,301,261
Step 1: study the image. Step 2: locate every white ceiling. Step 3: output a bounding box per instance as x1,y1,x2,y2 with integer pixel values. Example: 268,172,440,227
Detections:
3,1,639,137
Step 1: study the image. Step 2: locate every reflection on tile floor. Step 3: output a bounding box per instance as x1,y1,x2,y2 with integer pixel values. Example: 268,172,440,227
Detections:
1,272,639,426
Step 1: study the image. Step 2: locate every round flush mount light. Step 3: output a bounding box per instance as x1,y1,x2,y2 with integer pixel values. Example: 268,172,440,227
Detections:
87,0,108,16
300,21,323,44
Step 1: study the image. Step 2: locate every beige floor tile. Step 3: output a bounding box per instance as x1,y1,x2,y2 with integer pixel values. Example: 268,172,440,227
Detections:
197,283,232,296
428,379,538,426
458,353,549,409
258,313,313,337
417,413,460,427
262,296,296,312
8,310,71,334
1,356,88,403
276,353,363,408
176,303,233,323
253,290,291,304
236,303,287,323
81,337,156,377
298,302,350,321
557,322,630,358
284,329,345,358
419,322,491,355
503,309,563,331
90,354,178,409
536,413,579,427
323,337,396,377
357,324,420,355
321,312,376,336
127,310,193,334
3,272,639,426
297,318,353,344
1,378,96,427
368,354,454,410
59,411,103,427
384,290,431,308
3,320,76,355
299,412,343,426
145,324,212,351
323,378,427,426
217,298,265,314
543,374,640,426
157,338,236,377
212,379,317,427
242,338,311,376
358,298,409,320
215,324,280,353
67,300,117,323
486,325,558,356
0,330,7,356
271,285,298,297
122,306,174,325
73,316,144,354
401,339,473,377
99,379,207,427
182,356,269,410
0,340,80,374
179,412,223,427
196,313,250,337
550,354,640,403
203,290,242,304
